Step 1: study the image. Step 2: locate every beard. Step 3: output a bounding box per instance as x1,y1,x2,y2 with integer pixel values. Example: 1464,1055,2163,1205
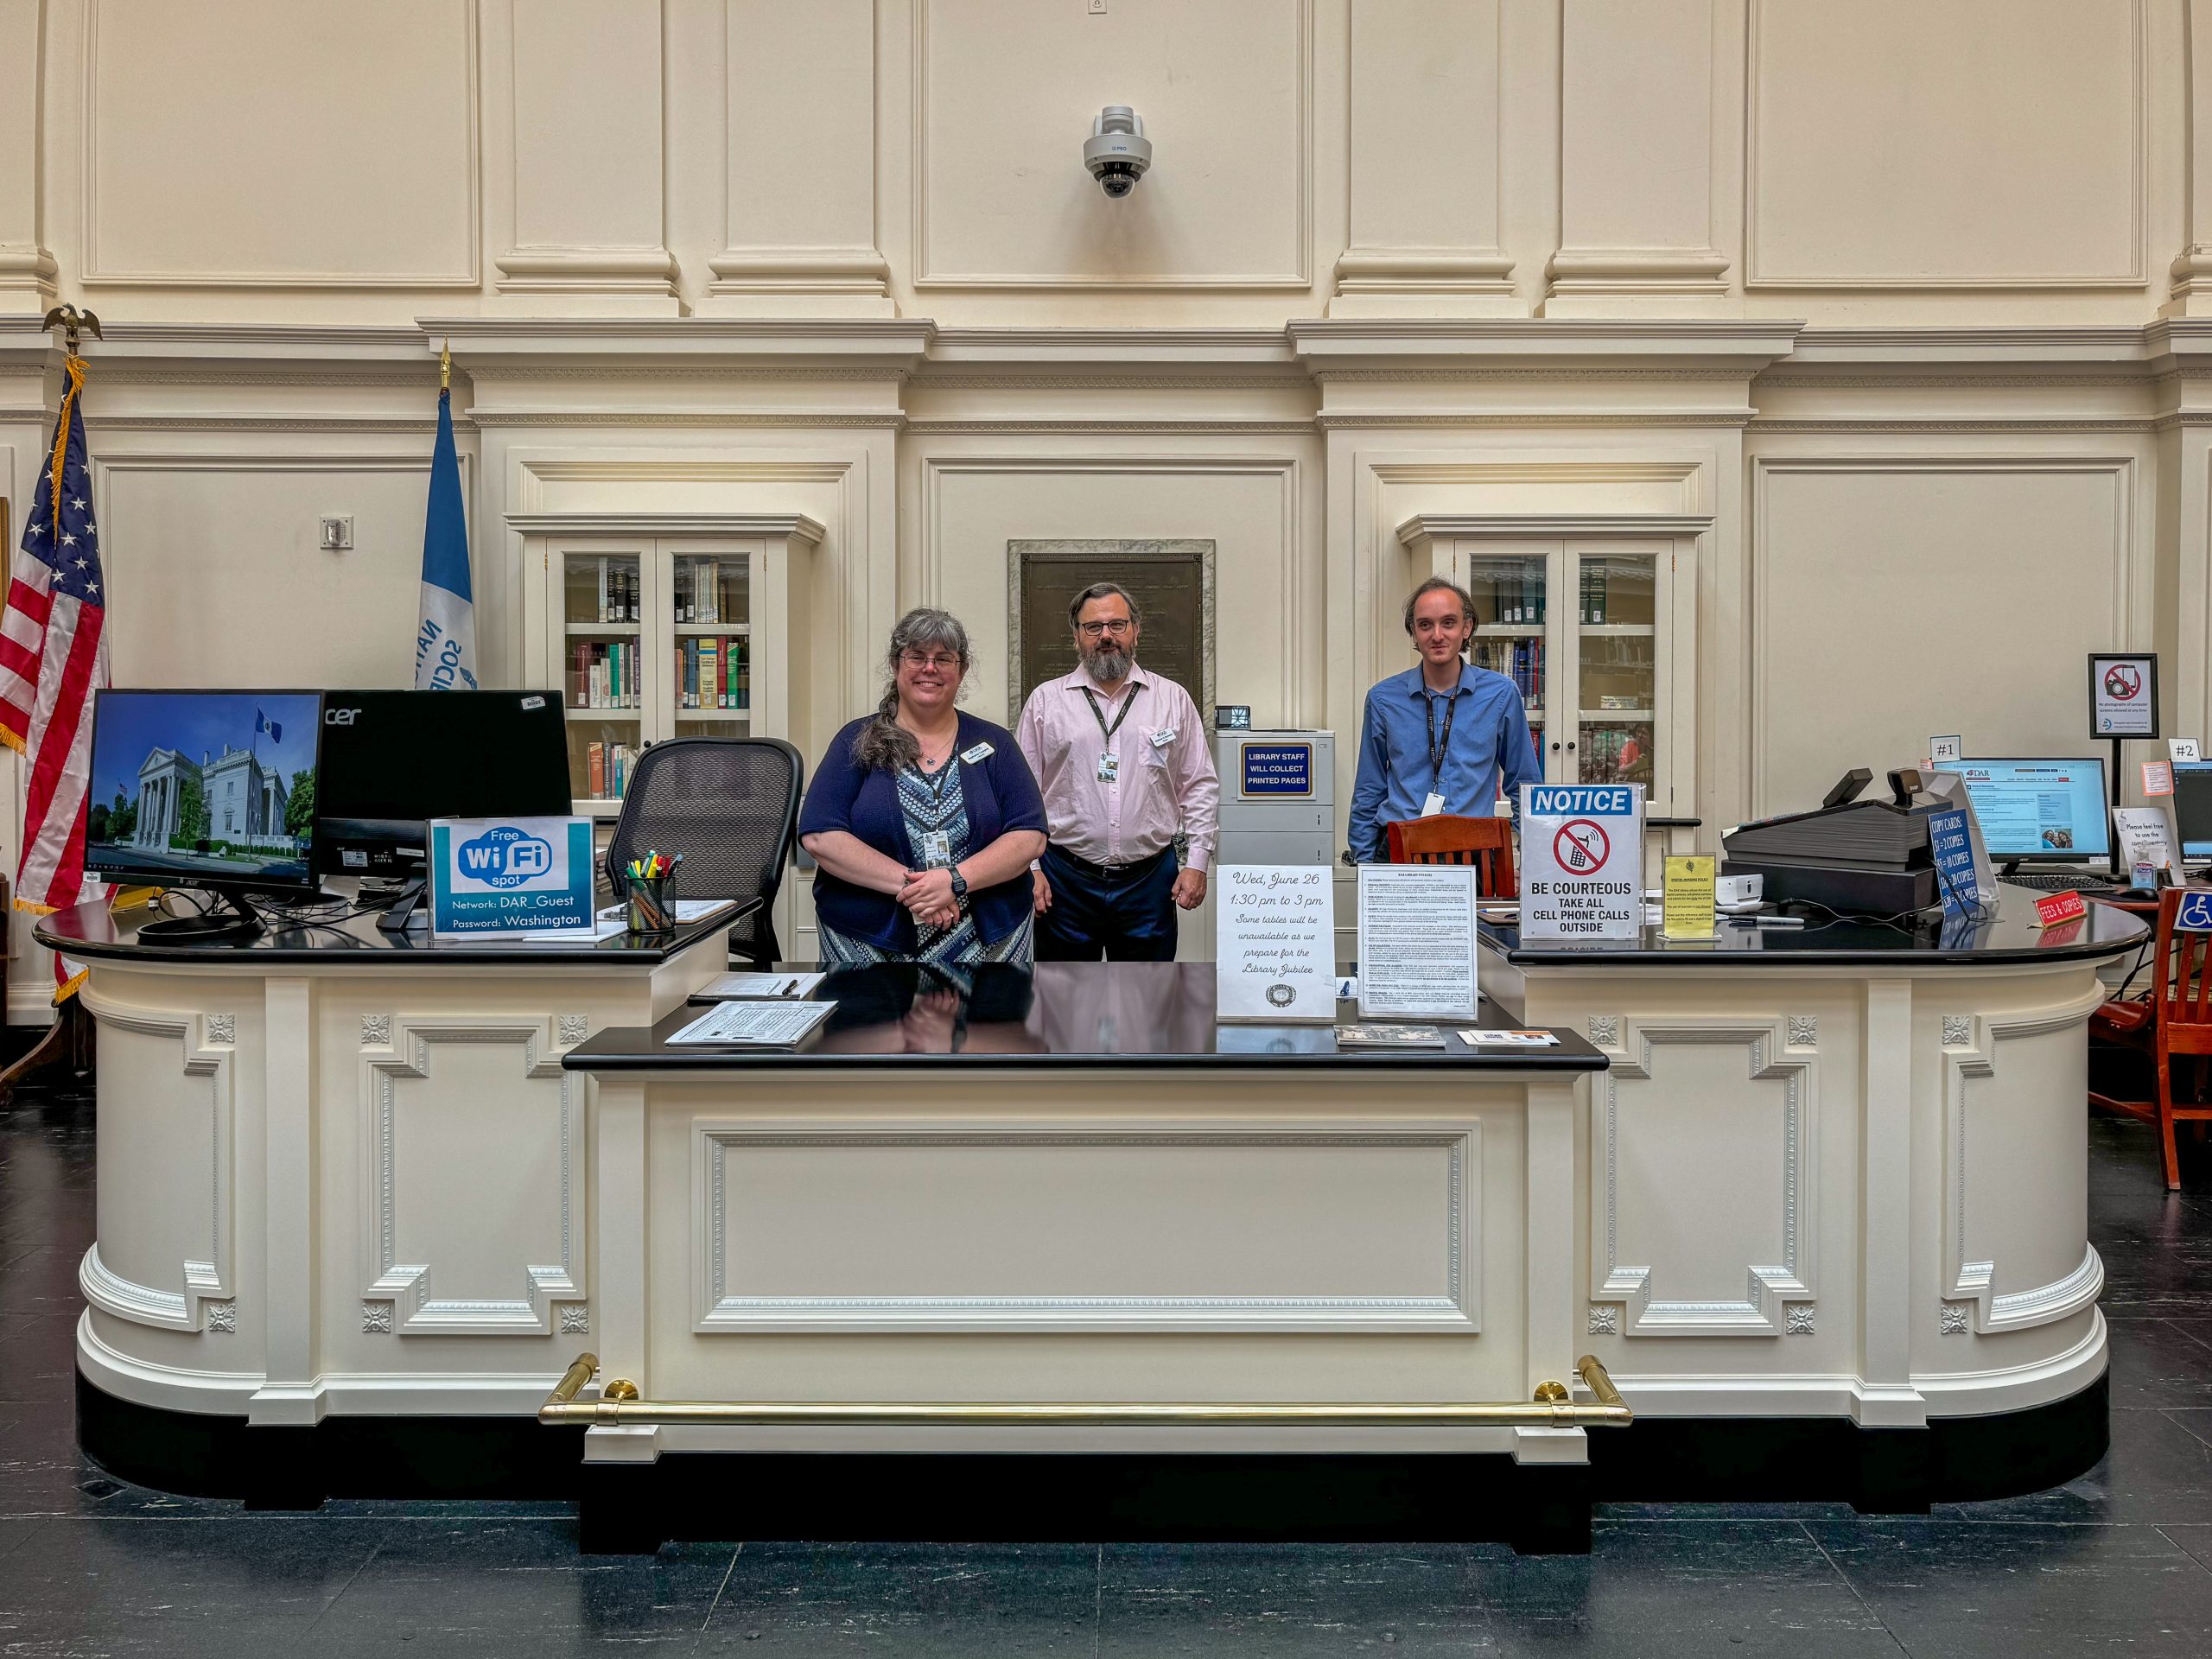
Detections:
1083,645,1132,683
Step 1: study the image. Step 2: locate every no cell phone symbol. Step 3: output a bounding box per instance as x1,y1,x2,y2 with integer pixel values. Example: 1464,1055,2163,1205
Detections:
1554,818,1611,874
2105,664,2143,702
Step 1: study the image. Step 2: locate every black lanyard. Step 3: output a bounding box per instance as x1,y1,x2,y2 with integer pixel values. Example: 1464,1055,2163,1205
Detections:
1423,689,1459,779
1082,684,1138,744
916,754,958,800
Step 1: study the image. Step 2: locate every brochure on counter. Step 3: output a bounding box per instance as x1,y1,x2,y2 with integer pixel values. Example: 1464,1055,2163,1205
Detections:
668,999,836,1047
1334,1023,1447,1050
694,971,826,1001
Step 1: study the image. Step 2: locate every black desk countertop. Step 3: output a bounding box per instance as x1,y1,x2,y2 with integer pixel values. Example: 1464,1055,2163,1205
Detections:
564,961,1605,1073
1483,882,2149,968
34,894,754,967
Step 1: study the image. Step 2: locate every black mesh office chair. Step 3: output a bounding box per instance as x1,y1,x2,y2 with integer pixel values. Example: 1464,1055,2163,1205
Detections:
602,737,804,969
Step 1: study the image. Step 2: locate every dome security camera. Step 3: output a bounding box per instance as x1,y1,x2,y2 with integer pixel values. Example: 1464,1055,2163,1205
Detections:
1084,106,1152,199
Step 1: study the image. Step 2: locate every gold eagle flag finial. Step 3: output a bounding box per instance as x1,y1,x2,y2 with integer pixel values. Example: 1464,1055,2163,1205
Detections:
41,305,102,358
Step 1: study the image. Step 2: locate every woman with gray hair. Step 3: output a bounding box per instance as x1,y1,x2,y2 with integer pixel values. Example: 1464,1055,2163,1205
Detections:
798,607,1047,968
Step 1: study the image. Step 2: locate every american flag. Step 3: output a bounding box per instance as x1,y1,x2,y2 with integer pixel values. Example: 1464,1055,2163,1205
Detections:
1,354,110,923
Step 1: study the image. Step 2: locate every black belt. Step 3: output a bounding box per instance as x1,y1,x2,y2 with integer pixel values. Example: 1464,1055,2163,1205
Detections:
1047,842,1169,880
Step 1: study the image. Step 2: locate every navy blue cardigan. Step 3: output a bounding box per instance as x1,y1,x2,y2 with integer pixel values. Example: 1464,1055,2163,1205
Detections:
798,711,1046,952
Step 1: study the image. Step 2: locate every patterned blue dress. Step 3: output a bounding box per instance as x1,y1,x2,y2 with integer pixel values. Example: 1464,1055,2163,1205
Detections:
817,757,1035,973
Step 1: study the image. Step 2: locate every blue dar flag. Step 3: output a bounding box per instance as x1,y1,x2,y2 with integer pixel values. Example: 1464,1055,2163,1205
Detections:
414,386,478,690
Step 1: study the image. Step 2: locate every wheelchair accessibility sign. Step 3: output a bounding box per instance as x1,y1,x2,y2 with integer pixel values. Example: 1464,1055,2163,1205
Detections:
430,816,595,938
2177,891,2212,932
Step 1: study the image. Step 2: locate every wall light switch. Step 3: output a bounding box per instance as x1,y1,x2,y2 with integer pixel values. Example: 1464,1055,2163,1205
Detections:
319,515,353,551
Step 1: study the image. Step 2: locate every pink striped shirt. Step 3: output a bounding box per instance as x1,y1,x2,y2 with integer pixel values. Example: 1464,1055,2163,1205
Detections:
1014,664,1219,872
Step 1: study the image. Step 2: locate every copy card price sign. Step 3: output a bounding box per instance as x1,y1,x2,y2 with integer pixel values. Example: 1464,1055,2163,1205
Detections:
430,817,596,940
1519,784,1645,941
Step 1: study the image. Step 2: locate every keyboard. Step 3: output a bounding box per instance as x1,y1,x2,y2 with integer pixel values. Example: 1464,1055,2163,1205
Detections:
2005,871,2122,893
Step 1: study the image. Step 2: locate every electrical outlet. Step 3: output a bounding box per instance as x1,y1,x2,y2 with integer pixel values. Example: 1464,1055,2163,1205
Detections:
319,515,353,551
1089,0,1106,12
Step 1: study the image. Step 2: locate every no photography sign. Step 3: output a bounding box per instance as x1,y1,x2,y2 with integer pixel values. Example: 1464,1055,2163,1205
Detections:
1521,784,1645,941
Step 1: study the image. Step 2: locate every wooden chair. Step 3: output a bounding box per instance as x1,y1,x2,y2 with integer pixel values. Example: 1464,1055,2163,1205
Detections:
1384,815,1516,898
2088,887,2212,1190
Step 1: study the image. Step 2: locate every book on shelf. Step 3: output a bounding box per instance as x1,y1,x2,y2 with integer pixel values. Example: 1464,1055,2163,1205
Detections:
572,640,643,710
586,741,636,799
1580,566,1611,626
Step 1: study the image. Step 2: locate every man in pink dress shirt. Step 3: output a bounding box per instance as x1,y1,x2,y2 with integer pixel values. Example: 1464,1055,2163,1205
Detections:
1014,582,1220,961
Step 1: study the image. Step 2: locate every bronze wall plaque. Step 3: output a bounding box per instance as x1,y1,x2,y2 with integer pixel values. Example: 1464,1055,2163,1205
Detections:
1007,539,1215,718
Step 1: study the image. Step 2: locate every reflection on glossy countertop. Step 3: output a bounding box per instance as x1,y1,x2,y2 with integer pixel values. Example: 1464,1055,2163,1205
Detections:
33,893,751,965
566,960,1605,1071
1484,883,2148,966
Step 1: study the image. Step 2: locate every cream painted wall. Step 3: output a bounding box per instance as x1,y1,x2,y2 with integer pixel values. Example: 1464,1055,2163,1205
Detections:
0,0,2209,1010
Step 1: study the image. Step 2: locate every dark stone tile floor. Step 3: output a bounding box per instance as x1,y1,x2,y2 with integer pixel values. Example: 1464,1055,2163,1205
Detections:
13,1086,2212,1654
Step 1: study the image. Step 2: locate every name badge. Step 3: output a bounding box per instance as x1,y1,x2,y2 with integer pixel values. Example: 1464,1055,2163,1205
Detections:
919,830,952,867
1149,728,1175,748
1096,750,1121,783
1420,791,1446,817
960,741,994,763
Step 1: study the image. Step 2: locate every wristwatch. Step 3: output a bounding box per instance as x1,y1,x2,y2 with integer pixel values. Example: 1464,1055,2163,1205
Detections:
949,867,969,902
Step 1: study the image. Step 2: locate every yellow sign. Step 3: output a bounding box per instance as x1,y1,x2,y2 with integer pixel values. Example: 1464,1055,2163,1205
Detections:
1662,855,1716,939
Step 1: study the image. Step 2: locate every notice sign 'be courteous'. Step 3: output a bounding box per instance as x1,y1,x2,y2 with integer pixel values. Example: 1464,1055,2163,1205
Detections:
1518,785,1645,942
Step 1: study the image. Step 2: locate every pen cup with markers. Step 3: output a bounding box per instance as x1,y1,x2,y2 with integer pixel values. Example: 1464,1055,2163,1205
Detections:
623,874,674,934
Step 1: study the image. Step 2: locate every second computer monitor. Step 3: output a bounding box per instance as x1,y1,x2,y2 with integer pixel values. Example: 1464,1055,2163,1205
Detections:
1955,757,2112,862
2174,762,2212,861
316,690,572,875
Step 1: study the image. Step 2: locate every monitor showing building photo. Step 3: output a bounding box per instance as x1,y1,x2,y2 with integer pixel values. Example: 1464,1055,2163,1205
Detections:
86,690,322,888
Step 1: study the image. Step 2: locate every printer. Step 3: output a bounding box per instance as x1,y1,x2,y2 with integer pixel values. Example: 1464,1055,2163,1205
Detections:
1721,768,1944,914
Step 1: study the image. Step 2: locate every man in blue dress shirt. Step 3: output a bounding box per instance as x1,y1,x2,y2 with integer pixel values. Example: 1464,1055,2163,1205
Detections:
1348,575,1543,862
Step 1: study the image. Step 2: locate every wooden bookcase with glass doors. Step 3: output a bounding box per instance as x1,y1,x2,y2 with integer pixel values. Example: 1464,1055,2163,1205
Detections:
512,514,821,818
1397,518,1697,827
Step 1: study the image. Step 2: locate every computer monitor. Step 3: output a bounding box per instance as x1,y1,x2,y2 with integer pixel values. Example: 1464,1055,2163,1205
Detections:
2174,761,2212,861
1955,757,2112,863
86,689,324,938
315,689,571,879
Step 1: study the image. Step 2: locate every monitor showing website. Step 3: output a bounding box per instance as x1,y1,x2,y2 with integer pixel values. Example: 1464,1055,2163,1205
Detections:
2176,761,2212,860
85,690,322,890
1955,757,2111,861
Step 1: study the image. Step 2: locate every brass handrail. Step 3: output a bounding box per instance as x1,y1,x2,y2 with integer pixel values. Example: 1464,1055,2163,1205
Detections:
539,1353,1632,1430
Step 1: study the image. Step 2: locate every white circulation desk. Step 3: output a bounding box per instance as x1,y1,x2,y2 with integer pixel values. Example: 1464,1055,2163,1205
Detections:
41,893,2143,1552
1477,888,2144,1499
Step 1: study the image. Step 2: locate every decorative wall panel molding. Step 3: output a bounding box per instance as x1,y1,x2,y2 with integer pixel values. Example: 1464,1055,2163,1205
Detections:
911,0,1313,288
1941,994,2109,1333
695,1122,1478,1333
1749,456,2137,821
361,1018,582,1335
1332,0,1513,315
81,0,480,287
74,999,233,1332
1745,0,2146,289
1592,1020,1814,1335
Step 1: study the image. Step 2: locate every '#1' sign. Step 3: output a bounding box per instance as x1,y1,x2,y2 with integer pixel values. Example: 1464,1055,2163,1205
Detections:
1519,784,1645,942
